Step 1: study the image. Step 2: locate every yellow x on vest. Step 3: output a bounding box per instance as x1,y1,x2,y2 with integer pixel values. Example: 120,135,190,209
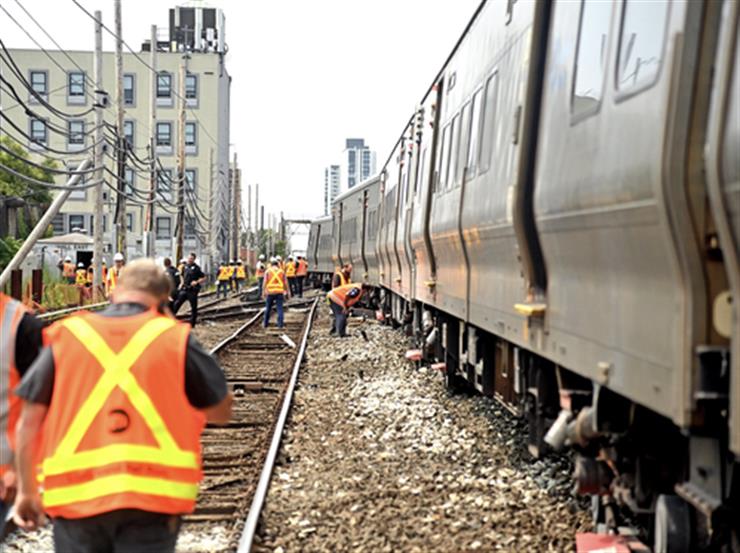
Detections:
42,317,198,478
265,269,285,293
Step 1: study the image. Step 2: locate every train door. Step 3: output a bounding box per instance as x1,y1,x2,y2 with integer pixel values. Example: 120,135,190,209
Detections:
360,189,369,280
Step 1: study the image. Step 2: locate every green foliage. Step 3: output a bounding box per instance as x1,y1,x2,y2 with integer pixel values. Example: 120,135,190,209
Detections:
0,235,22,272
0,135,55,203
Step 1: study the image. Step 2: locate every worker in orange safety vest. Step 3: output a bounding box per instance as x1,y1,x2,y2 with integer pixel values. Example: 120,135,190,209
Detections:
255,255,266,297
332,263,352,289
106,252,125,297
262,257,289,328
0,293,42,538
285,256,297,297
295,255,308,298
12,259,232,552
327,282,365,337
61,257,76,284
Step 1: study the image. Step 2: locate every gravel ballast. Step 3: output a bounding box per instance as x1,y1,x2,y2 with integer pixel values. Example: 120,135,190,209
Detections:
255,305,590,552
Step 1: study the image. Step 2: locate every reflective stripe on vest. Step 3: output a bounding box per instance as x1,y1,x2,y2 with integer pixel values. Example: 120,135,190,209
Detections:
217,266,230,281
296,260,308,276
107,268,119,290
0,295,26,472
265,268,285,294
236,266,246,279
335,270,349,287
75,269,87,285
40,313,203,516
286,262,296,277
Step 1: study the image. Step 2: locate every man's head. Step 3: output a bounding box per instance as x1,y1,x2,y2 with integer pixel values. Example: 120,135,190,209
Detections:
343,263,352,275
64,256,72,263
187,253,196,265
270,256,278,266
163,257,172,268
112,258,172,308
113,252,125,268
259,254,265,261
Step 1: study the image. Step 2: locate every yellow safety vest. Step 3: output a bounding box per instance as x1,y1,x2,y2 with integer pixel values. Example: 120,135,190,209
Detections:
285,262,296,278
75,269,87,286
265,268,286,294
217,266,231,281
236,266,246,279
335,270,349,287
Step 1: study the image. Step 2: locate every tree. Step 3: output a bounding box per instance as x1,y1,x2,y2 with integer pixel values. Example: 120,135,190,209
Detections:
0,135,55,204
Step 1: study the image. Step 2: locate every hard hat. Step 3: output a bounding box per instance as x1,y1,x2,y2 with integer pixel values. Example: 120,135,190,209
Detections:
77,262,84,268
113,252,124,262
288,255,294,260
276,255,282,260
347,287,361,299
258,254,265,261
64,256,72,262
102,259,107,264
270,256,277,264
180,258,187,263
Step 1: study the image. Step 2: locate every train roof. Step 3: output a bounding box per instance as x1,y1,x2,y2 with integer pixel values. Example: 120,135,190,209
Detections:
333,173,381,204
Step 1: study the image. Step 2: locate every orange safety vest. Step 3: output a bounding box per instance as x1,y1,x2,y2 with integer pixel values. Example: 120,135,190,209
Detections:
0,294,27,477
327,283,363,310
107,267,121,292
285,261,296,278
63,262,76,278
264,267,286,295
334,269,350,287
236,266,246,279
75,269,87,286
217,266,231,281
296,259,308,277
255,262,266,278
39,310,206,519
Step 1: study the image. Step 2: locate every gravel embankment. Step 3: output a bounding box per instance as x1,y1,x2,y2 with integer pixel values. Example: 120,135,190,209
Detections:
254,305,589,552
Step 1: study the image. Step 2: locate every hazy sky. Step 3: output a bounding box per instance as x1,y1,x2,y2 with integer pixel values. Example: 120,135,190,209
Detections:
1,0,481,226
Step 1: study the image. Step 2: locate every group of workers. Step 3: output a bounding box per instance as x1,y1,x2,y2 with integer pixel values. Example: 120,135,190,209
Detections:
59,253,126,298
216,260,247,298
258,254,309,329
0,258,232,552
255,254,308,298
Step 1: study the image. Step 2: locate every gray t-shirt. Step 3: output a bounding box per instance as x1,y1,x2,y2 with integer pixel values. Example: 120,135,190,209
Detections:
16,303,227,409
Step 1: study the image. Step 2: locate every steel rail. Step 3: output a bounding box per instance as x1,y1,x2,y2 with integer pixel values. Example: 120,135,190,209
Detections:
209,309,265,355
237,297,319,552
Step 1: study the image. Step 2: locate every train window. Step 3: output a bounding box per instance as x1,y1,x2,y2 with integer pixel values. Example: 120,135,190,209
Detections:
479,73,499,174
417,147,427,198
572,0,612,118
616,0,669,93
437,123,451,193
447,113,461,189
455,101,472,186
467,88,484,177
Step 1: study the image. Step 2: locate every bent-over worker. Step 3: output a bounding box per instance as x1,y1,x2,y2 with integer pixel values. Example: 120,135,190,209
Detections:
327,282,364,338
12,259,232,553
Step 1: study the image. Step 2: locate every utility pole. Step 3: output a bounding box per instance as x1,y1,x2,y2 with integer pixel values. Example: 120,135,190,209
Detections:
208,147,218,265
113,0,127,256
144,24,157,257
92,10,104,300
246,183,251,263
260,204,265,255
175,54,187,262
231,152,239,261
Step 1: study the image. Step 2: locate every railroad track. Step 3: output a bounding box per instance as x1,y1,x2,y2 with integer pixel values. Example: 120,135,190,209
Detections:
183,296,318,552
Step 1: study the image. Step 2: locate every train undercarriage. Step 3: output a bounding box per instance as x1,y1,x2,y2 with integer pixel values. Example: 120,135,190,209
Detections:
368,288,740,552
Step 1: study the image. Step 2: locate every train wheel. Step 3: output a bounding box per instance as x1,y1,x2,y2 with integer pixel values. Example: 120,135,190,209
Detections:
654,494,692,553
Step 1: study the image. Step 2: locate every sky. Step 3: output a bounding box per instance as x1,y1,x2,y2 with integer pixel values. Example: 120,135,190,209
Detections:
0,0,481,235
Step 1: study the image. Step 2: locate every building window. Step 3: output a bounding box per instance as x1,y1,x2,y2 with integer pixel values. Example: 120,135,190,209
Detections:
51,213,64,234
68,120,85,148
185,73,198,102
29,71,47,100
29,118,48,147
156,216,171,239
68,71,85,103
157,168,172,200
68,214,85,232
126,213,134,232
185,216,196,238
616,0,669,93
156,122,172,151
157,72,172,97
185,169,196,194
572,0,612,117
124,167,135,195
185,122,197,153
123,73,135,106
123,120,135,148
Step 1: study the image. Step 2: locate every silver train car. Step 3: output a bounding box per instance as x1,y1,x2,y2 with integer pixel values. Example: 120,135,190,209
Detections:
307,0,739,549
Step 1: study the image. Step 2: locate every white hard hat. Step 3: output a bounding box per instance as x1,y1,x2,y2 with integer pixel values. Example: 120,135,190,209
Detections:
276,255,282,260
270,256,277,264
102,259,107,264
258,254,265,261
77,262,84,268
113,252,124,262
180,258,187,263
64,256,72,262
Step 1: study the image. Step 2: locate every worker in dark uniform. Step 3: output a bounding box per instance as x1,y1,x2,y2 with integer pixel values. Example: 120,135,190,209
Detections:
0,293,43,540
172,253,206,327
163,257,181,311
12,259,232,553
327,283,364,337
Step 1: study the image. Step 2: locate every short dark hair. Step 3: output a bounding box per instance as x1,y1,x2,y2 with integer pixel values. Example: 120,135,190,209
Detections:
189,252,196,258
163,257,172,267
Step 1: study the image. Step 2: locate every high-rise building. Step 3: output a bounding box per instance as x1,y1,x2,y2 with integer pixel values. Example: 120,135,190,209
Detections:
324,164,340,216
341,138,376,190
0,4,231,268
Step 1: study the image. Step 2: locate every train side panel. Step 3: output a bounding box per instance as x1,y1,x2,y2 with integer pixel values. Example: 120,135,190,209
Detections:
363,176,382,285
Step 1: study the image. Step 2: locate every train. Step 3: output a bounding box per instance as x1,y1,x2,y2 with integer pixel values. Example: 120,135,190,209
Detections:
307,1,739,551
